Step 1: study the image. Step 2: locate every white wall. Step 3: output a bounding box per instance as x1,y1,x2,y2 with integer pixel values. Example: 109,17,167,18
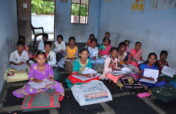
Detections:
55,0,101,42
0,0,18,91
98,0,176,67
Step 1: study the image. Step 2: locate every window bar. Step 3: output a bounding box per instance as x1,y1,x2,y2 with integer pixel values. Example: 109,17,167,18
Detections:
79,0,81,23
85,5,87,24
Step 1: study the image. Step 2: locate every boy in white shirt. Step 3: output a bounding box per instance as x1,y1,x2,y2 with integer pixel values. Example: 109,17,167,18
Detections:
44,41,60,80
53,35,66,62
44,41,56,66
38,33,48,51
9,41,29,70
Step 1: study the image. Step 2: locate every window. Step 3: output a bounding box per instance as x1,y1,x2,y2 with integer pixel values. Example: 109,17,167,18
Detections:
71,0,89,24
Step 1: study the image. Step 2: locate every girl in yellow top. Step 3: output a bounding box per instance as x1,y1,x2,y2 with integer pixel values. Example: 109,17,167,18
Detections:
65,37,78,59
64,37,78,73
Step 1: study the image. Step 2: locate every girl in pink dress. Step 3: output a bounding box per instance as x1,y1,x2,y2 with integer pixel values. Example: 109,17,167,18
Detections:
99,38,112,56
13,51,64,99
127,42,143,68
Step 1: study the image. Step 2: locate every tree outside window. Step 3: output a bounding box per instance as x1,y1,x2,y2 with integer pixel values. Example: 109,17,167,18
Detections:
71,0,89,24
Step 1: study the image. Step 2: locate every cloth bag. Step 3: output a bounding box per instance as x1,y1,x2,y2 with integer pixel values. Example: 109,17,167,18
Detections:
21,90,61,112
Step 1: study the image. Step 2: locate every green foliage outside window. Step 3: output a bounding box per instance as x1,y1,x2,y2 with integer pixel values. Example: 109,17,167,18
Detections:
71,4,88,16
31,0,54,14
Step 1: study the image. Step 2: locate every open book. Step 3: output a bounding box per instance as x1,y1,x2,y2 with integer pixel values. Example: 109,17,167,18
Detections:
139,69,159,84
72,67,100,81
111,67,131,76
73,73,101,81
122,64,139,71
138,60,145,64
161,65,176,78
28,79,54,89
81,67,97,74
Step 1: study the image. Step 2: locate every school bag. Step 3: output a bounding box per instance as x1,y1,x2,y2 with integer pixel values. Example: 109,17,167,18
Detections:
117,74,143,91
151,86,176,103
167,80,176,88
159,75,176,82
21,89,62,112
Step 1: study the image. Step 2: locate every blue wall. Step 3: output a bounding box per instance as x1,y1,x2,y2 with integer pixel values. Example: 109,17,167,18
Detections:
98,0,176,67
0,0,18,91
55,0,101,42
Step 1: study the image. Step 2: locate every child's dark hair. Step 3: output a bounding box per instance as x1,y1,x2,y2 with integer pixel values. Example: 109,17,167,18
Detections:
69,36,76,42
103,37,111,44
79,48,89,54
105,32,110,36
36,51,47,58
124,40,130,44
90,38,97,43
89,34,95,38
57,35,63,40
44,41,52,47
135,42,141,45
43,33,48,38
160,50,168,56
118,42,126,49
110,47,118,53
19,35,25,41
146,52,158,65
17,41,25,47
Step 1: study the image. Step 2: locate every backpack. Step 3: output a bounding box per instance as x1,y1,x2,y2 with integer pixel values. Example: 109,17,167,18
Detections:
117,74,143,91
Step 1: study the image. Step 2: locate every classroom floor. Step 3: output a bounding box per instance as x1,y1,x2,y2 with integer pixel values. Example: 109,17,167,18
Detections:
1,44,176,114
1,69,176,114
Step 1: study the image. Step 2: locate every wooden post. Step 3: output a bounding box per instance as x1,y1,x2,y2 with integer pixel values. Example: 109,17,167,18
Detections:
17,0,31,42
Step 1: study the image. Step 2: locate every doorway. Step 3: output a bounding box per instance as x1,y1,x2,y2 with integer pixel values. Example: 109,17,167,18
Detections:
31,0,55,41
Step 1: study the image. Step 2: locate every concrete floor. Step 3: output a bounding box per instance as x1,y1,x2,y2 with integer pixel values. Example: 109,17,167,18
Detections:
0,43,176,114
0,72,175,114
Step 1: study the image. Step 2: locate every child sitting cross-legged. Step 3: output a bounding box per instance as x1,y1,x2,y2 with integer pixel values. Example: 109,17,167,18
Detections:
53,35,66,62
99,37,112,58
100,47,123,83
44,41,60,80
157,50,169,73
68,48,99,84
88,39,104,64
9,41,29,70
13,51,64,99
139,53,166,88
64,36,78,73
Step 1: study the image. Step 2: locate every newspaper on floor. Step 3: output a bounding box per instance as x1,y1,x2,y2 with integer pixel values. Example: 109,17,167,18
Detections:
71,80,112,106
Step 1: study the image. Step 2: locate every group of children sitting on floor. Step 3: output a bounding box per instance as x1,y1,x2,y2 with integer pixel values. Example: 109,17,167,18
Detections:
9,32,170,101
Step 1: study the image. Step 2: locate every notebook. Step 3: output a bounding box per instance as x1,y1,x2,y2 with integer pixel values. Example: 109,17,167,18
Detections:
161,65,176,78
139,69,159,84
